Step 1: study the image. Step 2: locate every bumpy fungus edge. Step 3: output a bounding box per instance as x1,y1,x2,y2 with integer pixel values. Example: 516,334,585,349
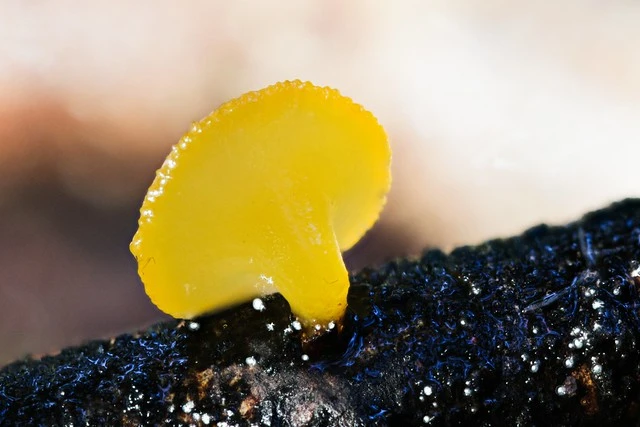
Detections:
130,80,391,327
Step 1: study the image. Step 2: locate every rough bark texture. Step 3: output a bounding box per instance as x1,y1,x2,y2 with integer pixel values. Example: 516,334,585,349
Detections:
2,200,640,426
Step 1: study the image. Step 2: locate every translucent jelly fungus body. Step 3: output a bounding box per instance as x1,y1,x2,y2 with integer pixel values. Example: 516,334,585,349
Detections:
131,80,391,326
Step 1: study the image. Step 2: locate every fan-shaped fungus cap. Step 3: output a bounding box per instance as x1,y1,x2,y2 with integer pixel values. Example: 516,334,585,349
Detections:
130,80,391,327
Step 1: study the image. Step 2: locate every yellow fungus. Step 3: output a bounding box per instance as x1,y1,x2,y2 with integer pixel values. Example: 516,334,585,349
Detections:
130,80,391,327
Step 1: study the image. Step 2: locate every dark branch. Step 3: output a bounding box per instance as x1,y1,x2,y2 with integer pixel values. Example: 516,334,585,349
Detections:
2,200,640,426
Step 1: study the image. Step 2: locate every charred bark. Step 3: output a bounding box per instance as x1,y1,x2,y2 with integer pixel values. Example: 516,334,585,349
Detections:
2,200,640,426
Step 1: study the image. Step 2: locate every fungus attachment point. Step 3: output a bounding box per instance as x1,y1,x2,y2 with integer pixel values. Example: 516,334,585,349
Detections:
131,80,391,328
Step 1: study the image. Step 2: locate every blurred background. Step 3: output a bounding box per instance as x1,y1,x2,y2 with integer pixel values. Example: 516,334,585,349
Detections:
1,0,640,365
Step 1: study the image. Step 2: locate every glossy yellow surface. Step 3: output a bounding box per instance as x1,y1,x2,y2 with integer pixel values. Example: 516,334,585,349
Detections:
131,80,390,325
